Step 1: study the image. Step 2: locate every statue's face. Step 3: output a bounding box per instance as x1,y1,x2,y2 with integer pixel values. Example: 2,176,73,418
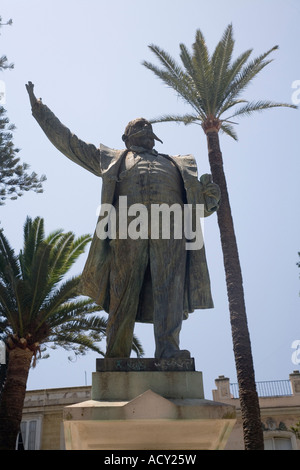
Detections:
127,120,155,150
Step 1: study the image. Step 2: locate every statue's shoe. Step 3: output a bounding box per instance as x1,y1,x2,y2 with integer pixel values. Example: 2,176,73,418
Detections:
162,349,191,360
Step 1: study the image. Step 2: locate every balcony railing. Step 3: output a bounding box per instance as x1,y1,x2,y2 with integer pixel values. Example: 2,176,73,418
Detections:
230,380,292,399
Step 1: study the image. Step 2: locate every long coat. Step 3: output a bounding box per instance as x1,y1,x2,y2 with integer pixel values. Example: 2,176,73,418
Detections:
32,102,220,322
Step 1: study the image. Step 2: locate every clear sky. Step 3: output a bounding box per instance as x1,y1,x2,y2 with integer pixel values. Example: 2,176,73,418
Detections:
0,0,299,398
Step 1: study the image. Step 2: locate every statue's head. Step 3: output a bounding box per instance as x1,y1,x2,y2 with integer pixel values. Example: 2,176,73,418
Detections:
122,118,163,150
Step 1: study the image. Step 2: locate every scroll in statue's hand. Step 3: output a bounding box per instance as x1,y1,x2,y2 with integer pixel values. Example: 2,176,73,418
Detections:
199,173,221,214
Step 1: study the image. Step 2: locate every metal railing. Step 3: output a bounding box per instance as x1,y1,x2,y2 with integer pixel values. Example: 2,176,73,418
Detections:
230,380,292,399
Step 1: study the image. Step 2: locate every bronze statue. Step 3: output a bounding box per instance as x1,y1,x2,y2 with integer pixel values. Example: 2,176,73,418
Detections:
26,81,220,360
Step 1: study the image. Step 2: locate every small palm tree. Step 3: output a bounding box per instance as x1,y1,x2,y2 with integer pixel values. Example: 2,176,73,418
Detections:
143,24,297,450
0,216,144,449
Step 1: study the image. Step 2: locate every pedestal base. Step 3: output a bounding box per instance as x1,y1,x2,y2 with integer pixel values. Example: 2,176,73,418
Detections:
63,358,236,450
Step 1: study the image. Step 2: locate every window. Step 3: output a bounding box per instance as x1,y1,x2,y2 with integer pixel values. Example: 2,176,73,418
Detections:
16,417,42,450
264,431,296,450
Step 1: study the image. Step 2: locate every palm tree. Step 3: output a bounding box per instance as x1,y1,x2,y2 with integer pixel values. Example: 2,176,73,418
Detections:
143,24,297,450
0,216,144,449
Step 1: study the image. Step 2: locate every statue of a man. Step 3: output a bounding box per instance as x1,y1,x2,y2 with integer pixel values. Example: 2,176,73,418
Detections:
26,81,220,360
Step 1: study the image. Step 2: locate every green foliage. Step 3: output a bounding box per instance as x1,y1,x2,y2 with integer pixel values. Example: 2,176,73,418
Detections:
143,24,297,140
0,17,13,72
0,17,46,205
0,216,144,361
290,421,300,439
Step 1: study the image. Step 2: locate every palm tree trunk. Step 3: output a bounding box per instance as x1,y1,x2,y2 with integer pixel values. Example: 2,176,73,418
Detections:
0,347,33,450
205,129,264,450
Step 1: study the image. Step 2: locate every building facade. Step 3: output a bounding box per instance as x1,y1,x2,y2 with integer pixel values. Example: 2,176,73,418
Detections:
212,370,300,450
19,386,91,450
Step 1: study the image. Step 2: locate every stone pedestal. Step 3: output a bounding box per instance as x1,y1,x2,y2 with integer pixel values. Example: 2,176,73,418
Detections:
63,358,236,450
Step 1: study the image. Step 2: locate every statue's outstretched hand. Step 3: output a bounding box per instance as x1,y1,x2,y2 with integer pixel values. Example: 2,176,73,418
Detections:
199,173,221,214
25,81,40,108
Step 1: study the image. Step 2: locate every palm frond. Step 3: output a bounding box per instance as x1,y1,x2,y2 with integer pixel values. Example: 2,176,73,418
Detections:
46,232,91,287
191,29,213,114
216,98,248,117
45,228,63,243
132,334,145,357
217,48,253,114
12,278,35,335
0,318,9,340
146,44,185,81
48,300,102,328
150,113,201,126
220,122,239,141
225,100,297,119
59,234,91,275
0,281,17,330
219,45,279,114
0,229,20,281
178,44,207,118
211,24,235,113
54,315,107,336
27,243,52,321
47,232,75,284
19,217,45,280
23,216,45,249
143,46,201,114
49,330,105,355
179,43,195,78
36,275,81,329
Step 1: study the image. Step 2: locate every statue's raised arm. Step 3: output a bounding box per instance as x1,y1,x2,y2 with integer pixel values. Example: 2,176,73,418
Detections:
25,82,101,177
25,81,38,108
